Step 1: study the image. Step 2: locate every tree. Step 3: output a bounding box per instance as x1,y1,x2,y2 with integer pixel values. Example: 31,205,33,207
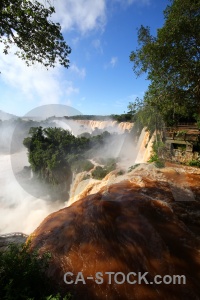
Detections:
0,0,71,68
0,242,72,300
130,0,200,125
127,97,143,115
23,126,73,185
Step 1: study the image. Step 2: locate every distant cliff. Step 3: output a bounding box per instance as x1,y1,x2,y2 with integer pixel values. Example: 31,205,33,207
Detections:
73,120,134,133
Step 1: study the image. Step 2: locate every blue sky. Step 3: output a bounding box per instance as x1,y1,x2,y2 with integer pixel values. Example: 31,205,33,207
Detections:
0,0,169,117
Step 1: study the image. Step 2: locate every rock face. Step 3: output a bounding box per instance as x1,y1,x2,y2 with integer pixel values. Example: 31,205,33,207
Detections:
30,164,200,300
0,233,28,252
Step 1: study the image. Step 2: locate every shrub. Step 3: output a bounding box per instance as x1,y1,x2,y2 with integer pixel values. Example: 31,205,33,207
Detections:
117,170,124,175
92,166,108,180
82,174,91,180
154,160,165,168
0,241,72,300
105,161,116,173
148,153,159,163
148,138,166,167
128,164,140,172
71,159,94,173
188,160,200,167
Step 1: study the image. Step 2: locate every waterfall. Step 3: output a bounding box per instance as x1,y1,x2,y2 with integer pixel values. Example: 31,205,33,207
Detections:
73,120,134,133
135,128,154,163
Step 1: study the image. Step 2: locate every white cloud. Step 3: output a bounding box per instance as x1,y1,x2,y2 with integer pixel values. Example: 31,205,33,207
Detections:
0,43,79,108
64,82,79,96
112,0,150,7
37,0,149,35
50,0,106,34
70,64,86,78
92,39,103,54
110,56,118,67
104,56,118,69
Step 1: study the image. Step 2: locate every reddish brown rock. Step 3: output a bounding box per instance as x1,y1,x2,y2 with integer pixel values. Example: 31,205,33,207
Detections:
30,176,200,300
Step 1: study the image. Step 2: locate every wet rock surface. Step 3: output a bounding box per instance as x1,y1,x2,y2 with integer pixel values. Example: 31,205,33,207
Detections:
30,163,200,300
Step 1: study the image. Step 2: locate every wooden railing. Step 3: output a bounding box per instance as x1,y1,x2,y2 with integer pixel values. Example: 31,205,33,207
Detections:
164,126,200,142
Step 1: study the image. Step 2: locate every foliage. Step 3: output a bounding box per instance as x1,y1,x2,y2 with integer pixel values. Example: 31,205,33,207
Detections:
188,160,200,167
105,158,117,172
65,115,111,121
82,174,91,180
0,0,71,68
154,160,165,168
78,132,91,139
110,113,133,122
23,127,120,186
148,138,166,168
194,113,200,129
130,99,165,136
148,154,165,168
128,164,140,172
117,170,125,175
24,127,72,185
175,130,187,137
23,127,91,185
91,158,117,180
91,166,108,180
65,114,134,123
148,153,159,163
71,159,94,173
0,241,71,300
130,0,200,125
45,294,72,300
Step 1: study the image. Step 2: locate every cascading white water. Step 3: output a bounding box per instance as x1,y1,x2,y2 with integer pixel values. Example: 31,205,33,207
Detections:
0,119,153,234
0,153,63,234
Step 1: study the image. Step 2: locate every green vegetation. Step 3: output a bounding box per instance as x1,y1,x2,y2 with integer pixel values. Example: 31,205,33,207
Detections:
23,126,90,185
148,139,165,168
104,158,117,173
0,0,70,68
71,159,94,173
23,127,120,190
65,114,134,123
0,241,71,300
128,0,200,165
92,166,108,180
130,0,200,127
188,160,200,168
194,114,200,129
128,164,140,172
91,158,117,180
117,170,125,176
131,100,165,138
82,174,91,180
65,115,111,121
154,160,165,169
110,113,133,122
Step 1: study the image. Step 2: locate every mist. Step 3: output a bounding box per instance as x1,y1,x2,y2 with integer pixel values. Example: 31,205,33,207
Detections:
0,105,83,235
0,106,147,235
0,152,64,235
